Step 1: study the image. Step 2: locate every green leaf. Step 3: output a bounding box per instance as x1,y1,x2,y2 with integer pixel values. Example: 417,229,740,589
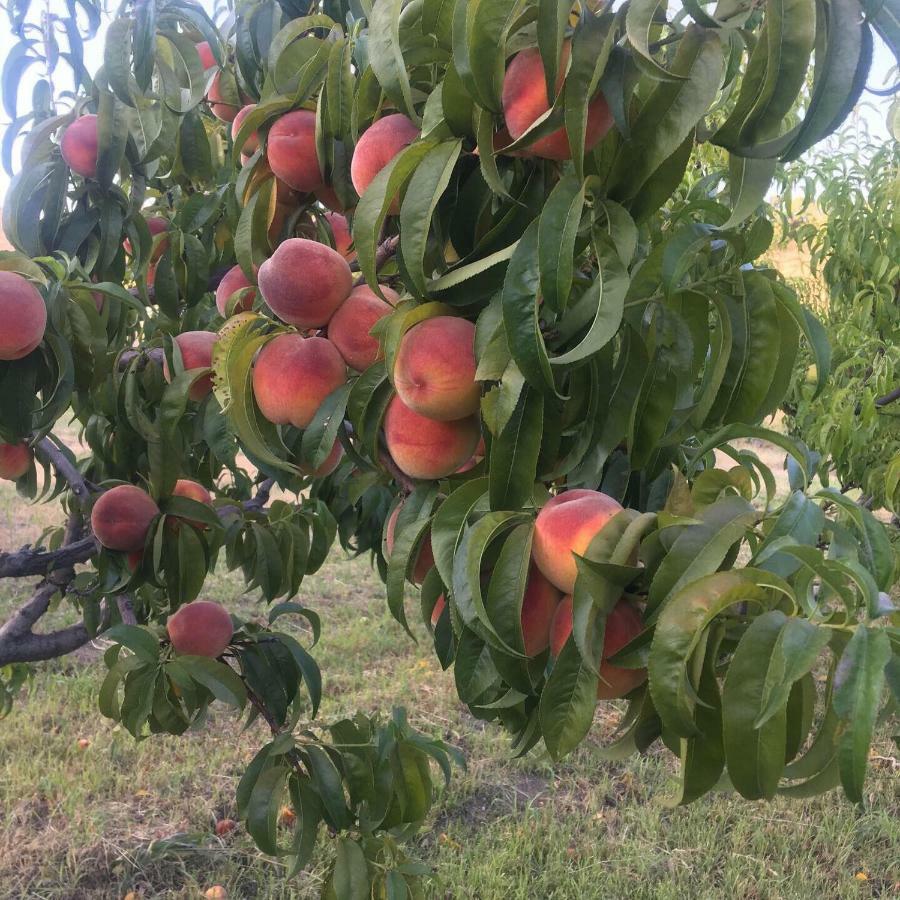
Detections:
489,384,542,511
649,569,785,737
247,763,290,855
178,656,247,709
105,624,161,663
756,617,830,727
646,495,759,619
399,139,462,295
625,0,688,82
832,625,891,802
501,219,554,392
540,637,599,760
722,610,790,800
537,175,585,315
353,140,435,295
431,477,489,587
331,837,369,900
610,26,723,201
369,0,417,120
721,154,776,229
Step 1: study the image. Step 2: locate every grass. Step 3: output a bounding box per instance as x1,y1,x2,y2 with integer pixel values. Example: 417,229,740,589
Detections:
0,478,898,899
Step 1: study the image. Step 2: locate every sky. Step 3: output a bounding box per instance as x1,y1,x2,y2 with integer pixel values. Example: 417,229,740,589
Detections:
0,4,896,203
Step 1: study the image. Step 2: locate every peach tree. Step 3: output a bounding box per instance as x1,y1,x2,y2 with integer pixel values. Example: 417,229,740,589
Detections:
0,0,898,893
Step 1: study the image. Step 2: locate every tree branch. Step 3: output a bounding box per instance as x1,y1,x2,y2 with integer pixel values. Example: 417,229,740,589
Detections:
379,451,416,495
0,536,97,578
351,235,400,284
35,436,93,506
875,385,900,408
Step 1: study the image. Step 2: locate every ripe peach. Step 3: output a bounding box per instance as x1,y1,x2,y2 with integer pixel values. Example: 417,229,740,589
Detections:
501,43,613,161
167,600,233,658
208,71,243,122
549,597,647,699
455,436,486,474
383,395,480,481
0,442,31,480
431,593,446,626
327,284,397,371
393,316,479,421
60,114,99,178
350,114,419,212
257,238,352,328
385,500,435,585
266,109,323,193
91,484,160,553
520,563,563,656
204,888,228,900
532,490,624,594
231,104,259,154
252,334,345,428
324,211,354,260
196,41,216,70
163,331,218,400
169,478,214,530
215,265,256,316
299,438,344,477
0,271,46,360
124,215,169,258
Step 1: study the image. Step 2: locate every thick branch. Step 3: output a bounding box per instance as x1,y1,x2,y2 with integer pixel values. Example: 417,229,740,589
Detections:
0,536,97,578
0,620,99,665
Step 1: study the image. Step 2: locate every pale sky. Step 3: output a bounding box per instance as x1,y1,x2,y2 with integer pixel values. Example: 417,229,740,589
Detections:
0,6,895,202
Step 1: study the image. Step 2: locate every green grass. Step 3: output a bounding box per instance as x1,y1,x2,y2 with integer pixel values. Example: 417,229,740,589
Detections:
0,481,898,899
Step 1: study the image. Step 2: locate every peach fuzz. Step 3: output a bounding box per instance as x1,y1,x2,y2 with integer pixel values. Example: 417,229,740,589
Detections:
549,597,647,699
91,484,160,553
166,600,234,658
393,316,479,421
520,563,563,656
164,331,218,400
324,211,354,260
501,43,613,161
350,114,419,212
215,265,256,316
0,271,46,360
385,500,435,585
252,334,345,429
300,438,344,478
60,114,99,178
0,442,31,480
231,104,259,154
532,489,624,594
257,238,352,328
383,395,480,481
266,109,323,193
327,284,397,371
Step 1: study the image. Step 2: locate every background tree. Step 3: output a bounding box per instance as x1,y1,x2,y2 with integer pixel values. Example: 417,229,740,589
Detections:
774,138,900,515
0,0,898,894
